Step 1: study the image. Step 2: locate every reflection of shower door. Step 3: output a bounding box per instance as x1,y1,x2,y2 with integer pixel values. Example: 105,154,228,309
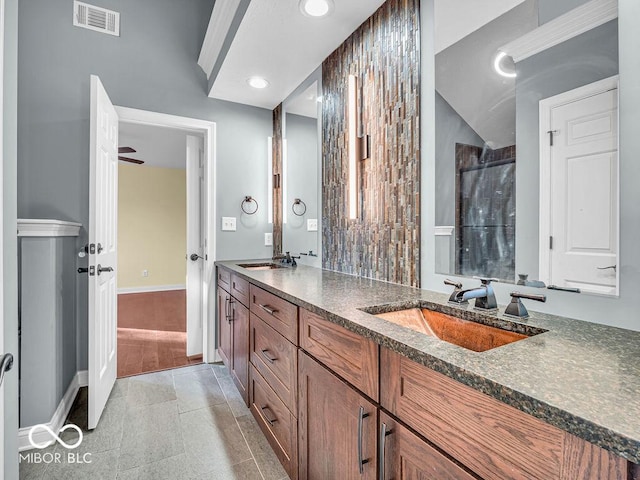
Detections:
455,143,516,281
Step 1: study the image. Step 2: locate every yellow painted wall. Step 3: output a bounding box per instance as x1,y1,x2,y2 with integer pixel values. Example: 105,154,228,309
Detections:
118,164,187,289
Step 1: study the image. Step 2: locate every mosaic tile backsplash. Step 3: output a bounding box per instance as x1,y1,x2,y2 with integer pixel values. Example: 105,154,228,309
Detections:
321,0,421,287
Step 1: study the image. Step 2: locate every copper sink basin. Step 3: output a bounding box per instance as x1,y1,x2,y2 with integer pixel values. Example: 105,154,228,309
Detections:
237,262,287,271
375,308,532,352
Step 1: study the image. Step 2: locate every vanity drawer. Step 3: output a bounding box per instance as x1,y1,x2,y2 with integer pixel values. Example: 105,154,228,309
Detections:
300,308,378,401
217,267,231,293
230,273,249,307
380,348,628,480
250,313,297,414
250,285,298,345
249,364,298,479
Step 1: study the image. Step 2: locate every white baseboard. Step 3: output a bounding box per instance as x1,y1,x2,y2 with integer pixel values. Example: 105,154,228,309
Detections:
18,369,88,451
117,284,186,294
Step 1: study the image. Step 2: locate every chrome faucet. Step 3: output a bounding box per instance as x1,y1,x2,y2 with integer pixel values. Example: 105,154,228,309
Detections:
272,251,300,267
448,277,498,312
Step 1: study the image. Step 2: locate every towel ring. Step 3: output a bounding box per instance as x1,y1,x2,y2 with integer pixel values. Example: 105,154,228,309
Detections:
241,196,259,215
292,198,307,216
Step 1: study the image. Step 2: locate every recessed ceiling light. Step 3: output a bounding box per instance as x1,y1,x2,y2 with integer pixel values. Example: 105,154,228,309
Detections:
299,0,334,18
247,76,269,89
493,51,516,78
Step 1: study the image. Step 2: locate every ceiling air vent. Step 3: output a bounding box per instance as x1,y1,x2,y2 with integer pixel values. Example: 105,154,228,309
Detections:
73,1,120,37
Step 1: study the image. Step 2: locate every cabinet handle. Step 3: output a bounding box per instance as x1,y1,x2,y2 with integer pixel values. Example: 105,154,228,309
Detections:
259,304,278,315
260,405,278,426
260,349,277,364
379,422,393,480
224,297,230,321
357,406,370,474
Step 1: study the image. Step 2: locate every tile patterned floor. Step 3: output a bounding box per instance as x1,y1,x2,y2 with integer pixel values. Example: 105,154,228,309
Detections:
19,364,289,480
117,291,202,377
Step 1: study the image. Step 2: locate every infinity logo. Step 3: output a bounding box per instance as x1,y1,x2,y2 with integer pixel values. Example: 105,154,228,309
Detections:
28,424,83,450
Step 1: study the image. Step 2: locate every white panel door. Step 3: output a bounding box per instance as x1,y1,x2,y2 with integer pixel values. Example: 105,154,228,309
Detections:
186,135,204,356
88,75,118,429
548,85,618,295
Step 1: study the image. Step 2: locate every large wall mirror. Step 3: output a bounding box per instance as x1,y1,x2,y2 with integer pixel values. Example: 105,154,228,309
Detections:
281,70,322,267
433,0,619,296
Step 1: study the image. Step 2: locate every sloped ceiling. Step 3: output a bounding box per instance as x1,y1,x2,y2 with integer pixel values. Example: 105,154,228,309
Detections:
435,0,538,148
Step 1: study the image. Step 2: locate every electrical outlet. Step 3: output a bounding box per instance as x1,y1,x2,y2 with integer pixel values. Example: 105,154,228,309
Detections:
265,233,273,246
307,219,318,231
142,269,148,277
222,217,236,231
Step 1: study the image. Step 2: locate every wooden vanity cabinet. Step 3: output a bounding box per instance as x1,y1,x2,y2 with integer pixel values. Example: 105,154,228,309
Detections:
298,351,377,480
381,347,628,480
216,268,249,404
379,412,477,480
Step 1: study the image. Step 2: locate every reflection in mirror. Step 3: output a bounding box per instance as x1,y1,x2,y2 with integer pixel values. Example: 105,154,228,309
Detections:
282,79,321,266
433,0,619,295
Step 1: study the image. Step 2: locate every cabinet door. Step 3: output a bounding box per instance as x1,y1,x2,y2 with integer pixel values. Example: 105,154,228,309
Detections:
231,300,249,403
298,351,376,480
379,412,477,480
217,287,232,368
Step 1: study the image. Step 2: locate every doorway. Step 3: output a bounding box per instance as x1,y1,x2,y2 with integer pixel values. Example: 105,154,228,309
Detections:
116,122,204,376
110,108,216,381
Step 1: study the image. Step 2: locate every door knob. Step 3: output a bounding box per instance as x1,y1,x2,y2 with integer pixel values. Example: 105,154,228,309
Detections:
97,264,114,275
190,253,204,261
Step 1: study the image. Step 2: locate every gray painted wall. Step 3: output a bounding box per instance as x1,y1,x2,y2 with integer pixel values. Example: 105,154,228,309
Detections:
434,91,484,226
538,0,589,25
4,0,19,476
515,20,619,278
18,0,273,372
423,0,640,332
282,113,319,258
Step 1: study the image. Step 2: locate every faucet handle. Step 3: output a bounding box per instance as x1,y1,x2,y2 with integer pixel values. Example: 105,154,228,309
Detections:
444,279,463,289
473,276,500,285
504,291,547,319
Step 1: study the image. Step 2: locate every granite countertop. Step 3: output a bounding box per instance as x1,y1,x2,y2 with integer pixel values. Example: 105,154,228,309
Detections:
216,260,640,464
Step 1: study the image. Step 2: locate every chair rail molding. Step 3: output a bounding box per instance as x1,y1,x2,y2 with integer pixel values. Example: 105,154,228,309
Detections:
17,219,82,237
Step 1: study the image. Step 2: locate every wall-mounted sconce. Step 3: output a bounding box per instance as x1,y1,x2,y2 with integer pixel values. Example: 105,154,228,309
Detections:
267,136,273,223
283,139,288,224
292,198,307,216
348,74,370,220
241,196,259,215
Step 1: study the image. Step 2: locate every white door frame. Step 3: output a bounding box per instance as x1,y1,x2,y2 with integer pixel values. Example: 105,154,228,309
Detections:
114,106,218,363
0,0,6,472
538,75,620,290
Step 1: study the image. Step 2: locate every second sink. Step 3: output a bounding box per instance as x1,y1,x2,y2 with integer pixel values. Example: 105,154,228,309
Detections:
373,307,545,352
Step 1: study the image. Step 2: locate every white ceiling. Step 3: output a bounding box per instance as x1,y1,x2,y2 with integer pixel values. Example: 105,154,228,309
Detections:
286,82,319,118
435,0,538,148
209,0,386,109
119,123,197,170
434,0,529,53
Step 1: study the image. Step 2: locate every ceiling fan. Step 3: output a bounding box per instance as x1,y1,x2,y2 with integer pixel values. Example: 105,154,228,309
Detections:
118,147,144,165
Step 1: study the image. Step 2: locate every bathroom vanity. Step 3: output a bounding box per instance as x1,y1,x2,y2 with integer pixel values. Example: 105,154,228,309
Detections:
216,261,640,480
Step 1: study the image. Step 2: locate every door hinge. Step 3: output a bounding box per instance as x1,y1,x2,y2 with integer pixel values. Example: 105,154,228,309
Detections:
549,236,554,249
89,243,96,254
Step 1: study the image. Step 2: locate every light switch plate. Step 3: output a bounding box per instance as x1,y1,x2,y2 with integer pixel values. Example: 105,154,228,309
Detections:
307,219,318,231
264,233,273,246
222,217,236,231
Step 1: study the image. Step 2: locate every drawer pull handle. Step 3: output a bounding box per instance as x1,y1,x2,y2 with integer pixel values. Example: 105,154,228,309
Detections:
379,422,393,480
259,304,278,316
358,406,370,474
260,405,278,426
260,349,277,364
